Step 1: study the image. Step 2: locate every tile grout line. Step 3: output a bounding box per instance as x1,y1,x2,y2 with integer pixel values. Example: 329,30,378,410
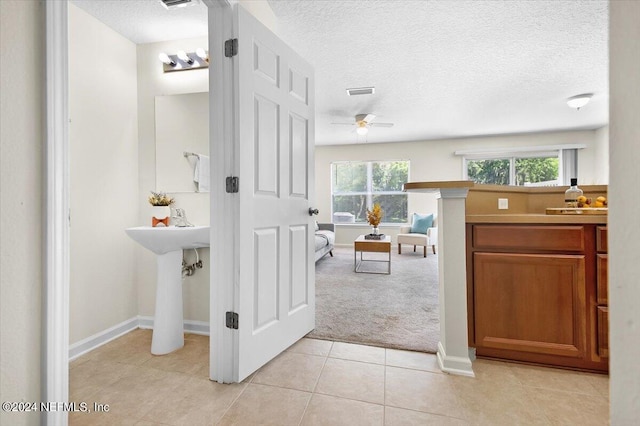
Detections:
213,378,251,425
383,348,387,424
311,389,386,408
296,343,333,426
311,343,333,393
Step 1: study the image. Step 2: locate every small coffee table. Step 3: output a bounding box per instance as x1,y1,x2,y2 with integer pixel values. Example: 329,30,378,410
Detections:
354,235,392,274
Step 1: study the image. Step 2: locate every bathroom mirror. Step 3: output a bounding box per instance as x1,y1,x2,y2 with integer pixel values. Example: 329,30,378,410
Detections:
155,92,209,193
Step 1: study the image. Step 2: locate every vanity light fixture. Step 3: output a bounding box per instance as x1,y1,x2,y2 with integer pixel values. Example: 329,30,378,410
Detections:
177,50,194,64
158,52,176,66
567,93,593,110
158,48,209,73
196,48,208,61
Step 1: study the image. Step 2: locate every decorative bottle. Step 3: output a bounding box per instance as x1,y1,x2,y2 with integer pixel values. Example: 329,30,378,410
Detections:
564,178,583,208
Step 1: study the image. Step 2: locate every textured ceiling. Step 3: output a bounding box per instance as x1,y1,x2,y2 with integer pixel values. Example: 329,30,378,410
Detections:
71,0,208,44
269,0,609,145
71,0,609,146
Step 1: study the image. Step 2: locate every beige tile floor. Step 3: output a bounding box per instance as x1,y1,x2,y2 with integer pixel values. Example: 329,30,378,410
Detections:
69,329,609,425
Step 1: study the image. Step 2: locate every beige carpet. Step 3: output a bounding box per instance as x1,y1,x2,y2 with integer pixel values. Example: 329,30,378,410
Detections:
308,246,440,353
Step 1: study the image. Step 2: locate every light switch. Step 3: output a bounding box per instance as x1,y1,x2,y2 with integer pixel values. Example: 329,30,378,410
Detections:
498,198,509,210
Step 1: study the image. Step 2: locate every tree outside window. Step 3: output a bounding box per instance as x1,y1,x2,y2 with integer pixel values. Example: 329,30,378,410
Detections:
332,161,409,223
466,154,559,186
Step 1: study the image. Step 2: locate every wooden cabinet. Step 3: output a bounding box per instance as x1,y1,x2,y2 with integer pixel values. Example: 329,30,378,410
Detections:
595,226,609,358
597,306,609,358
467,223,608,372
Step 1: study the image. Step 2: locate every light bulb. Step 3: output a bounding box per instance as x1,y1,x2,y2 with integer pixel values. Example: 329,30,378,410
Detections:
177,50,193,64
567,93,593,110
158,52,175,66
356,125,368,136
196,48,208,60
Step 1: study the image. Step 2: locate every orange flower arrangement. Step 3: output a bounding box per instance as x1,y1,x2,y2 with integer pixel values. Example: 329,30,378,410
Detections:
366,203,383,227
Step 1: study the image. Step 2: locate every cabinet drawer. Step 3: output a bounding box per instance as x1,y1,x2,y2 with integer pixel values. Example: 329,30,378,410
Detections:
597,226,608,252
597,254,608,304
473,225,585,252
597,306,609,358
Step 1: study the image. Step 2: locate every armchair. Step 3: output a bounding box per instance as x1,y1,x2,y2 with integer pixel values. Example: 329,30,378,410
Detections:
397,215,438,257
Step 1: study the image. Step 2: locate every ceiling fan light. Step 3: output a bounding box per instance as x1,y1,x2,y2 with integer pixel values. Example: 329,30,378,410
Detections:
356,125,368,136
567,93,593,109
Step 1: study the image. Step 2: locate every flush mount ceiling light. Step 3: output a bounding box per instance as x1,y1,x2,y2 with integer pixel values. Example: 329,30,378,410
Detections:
158,48,208,73
567,93,593,110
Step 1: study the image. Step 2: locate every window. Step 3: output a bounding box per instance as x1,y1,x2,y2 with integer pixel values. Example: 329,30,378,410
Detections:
464,152,561,186
458,145,583,186
331,161,409,223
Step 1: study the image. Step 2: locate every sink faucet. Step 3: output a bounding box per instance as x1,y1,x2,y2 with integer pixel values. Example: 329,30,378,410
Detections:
171,208,193,227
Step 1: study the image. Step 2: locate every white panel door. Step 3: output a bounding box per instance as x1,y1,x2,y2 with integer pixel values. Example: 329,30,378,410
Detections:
234,5,315,382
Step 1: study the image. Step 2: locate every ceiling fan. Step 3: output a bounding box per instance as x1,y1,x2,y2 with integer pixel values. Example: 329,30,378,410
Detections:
331,114,394,135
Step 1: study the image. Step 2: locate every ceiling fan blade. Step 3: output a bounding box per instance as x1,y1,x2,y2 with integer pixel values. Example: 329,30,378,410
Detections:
331,122,356,126
369,122,394,127
363,114,376,123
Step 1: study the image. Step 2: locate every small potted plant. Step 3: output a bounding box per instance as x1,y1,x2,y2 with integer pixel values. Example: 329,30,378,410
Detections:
366,203,383,235
148,191,174,227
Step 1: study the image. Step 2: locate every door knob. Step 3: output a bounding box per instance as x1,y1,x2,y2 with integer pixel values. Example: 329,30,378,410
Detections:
308,208,319,216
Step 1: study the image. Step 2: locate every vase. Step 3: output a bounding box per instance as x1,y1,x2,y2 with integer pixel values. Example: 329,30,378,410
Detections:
372,226,379,235
151,205,171,227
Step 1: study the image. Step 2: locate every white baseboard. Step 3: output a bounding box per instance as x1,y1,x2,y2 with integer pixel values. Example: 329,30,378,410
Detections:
137,316,210,336
69,316,210,361
436,341,475,377
69,317,139,361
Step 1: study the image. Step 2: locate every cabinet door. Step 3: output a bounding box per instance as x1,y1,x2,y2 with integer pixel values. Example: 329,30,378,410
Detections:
597,254,608,304
597,306,609,358
474,252,586,358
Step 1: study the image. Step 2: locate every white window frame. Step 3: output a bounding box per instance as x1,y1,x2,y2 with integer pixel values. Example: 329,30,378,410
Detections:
462,150,561,186
330,160,410,224
456,144,585,186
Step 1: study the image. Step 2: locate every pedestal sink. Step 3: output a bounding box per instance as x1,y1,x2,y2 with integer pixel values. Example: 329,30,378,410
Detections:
125,226,209,355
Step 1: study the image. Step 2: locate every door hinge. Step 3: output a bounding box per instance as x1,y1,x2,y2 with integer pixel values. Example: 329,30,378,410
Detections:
225,176,239,193
226,311,239,329
225,38,238,57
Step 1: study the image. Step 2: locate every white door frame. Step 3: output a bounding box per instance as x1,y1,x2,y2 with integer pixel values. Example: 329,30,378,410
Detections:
44,1,70,425
43,2,234,425
202,0,235,383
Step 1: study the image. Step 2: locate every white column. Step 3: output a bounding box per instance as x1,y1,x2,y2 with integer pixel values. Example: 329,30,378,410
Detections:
437,188,474,377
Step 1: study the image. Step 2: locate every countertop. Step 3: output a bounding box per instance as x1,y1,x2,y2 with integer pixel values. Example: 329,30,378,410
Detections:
466,214,607,224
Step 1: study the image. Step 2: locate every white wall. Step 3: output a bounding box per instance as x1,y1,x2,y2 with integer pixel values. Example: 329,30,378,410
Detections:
238,0,278,34
136,37,210,322
593,125,609,184
316,129,607,245
0,2,43,424
609,1,640,423
68,5,139,343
